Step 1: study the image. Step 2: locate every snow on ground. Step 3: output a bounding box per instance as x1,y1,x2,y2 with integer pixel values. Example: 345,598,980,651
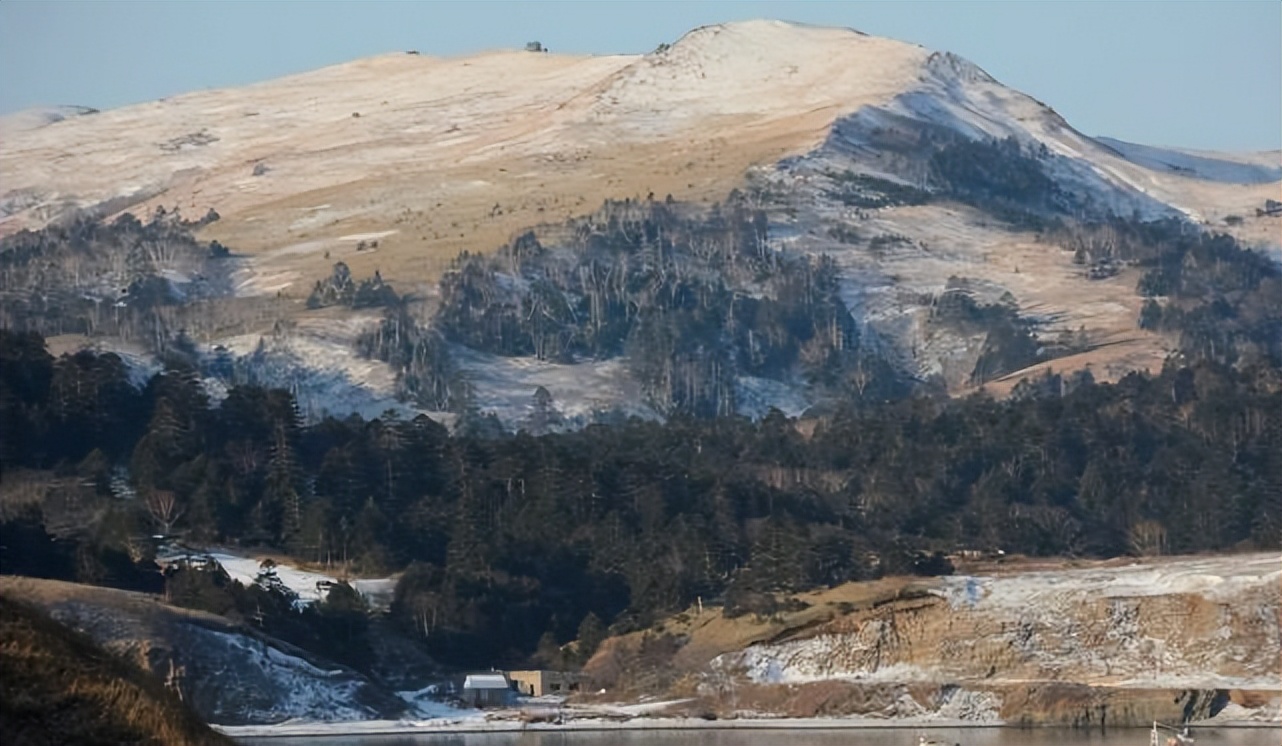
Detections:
1197,700,1282,725
337,230,398,242
395,685,481,720
206,551,335,605
218,321,417,424
8,22,1276,423
452,347,820,428
584,21,926,135
735,375,812,419
217,714,1005,738
204,628,375,722
766,160,1170,388
933,553,1281,611
1093,137,1281,185
727,649,942,687
159,547,397,609
449,344,658,428
43,335,163,388
718,553,1280,694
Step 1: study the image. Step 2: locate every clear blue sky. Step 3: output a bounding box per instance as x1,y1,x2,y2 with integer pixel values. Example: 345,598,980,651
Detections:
1,1,1278,151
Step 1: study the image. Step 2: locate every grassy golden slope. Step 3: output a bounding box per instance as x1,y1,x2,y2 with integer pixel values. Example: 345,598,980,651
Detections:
0,595,232,746
0,22,930,294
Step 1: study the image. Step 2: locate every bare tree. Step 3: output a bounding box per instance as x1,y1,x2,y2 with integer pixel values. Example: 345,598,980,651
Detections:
145,490,184,537
1128,519,1167,557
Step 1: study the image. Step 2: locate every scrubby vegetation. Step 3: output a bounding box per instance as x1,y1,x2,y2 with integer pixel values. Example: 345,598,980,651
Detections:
355,307,461,411
925,280,1045,385
0,595,233,746
930,136,1059,210
824,171,930,209
161,557,374,672
1046,217,1282,366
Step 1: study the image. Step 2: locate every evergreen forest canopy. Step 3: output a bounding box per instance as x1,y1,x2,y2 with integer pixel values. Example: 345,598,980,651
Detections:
2,330,1279,668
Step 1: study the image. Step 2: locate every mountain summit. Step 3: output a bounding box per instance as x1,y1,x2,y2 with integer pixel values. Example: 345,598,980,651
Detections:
1,20,1274,263
1,20,1278,422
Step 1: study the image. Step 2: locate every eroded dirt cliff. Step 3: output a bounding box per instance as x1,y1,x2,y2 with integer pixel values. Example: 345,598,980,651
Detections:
585,553,1281,726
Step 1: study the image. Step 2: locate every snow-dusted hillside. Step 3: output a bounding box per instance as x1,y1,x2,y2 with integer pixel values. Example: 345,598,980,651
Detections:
0,576,416,725
3,19,1277,422
5,20,1271,283
215,311,414,423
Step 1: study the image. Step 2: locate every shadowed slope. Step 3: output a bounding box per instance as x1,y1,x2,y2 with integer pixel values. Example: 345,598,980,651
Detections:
0,595,233,746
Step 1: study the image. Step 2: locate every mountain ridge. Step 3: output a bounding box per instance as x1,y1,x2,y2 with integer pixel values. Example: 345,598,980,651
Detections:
1,19,1278,423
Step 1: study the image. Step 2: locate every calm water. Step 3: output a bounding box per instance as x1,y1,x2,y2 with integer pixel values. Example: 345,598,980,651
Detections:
235,726,1280,746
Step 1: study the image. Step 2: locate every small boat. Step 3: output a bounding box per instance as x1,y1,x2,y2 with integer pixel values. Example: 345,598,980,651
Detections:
1150,720,1194,746
917,736,959,746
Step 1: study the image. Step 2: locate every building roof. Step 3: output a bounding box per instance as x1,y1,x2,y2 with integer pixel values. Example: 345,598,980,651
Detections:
463,674,511,690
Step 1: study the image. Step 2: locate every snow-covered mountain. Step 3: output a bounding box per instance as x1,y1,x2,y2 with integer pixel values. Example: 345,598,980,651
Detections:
2,20,1278,424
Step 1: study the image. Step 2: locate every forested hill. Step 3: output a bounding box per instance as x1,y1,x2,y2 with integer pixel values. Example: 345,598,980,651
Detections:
2,329,1279,667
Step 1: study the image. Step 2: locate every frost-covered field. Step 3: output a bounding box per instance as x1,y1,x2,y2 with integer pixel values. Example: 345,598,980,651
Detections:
218,322,416,424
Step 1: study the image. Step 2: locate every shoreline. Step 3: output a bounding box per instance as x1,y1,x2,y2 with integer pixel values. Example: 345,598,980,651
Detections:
219,715,1282,739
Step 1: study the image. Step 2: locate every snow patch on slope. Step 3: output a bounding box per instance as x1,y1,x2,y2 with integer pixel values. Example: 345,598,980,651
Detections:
159,548,397,609
210,552,397,607
933,553,1281,610
1094,137,1282,185
219,324,415,423
203,629,375,722
584,20,927,135
449,345,658,426
735,375,812,419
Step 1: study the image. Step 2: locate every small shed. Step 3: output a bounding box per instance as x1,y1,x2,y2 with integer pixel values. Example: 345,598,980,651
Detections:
462,673,514,707
507,670,582,697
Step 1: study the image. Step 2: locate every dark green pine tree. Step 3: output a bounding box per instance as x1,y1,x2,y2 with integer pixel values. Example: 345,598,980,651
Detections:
445,456,491,579
575,611,606,664
265,422,303,552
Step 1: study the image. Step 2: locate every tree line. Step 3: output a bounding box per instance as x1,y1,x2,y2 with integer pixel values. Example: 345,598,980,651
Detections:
3,330,1278,669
